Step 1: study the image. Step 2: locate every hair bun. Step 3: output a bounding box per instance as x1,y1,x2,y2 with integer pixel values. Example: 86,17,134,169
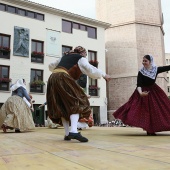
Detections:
74,46,86,54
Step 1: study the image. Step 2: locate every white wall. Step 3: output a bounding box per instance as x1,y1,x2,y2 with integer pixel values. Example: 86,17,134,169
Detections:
0,0,108,122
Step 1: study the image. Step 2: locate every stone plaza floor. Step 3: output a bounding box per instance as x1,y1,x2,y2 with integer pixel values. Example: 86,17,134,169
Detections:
0,126,170,170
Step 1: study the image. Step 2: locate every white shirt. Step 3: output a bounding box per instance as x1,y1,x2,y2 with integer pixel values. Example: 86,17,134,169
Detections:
49,57,106,79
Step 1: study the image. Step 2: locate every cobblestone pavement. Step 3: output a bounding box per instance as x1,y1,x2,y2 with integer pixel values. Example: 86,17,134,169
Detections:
1,127,170,170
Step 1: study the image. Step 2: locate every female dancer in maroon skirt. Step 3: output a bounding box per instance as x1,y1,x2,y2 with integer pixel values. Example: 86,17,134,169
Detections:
113,55,170,135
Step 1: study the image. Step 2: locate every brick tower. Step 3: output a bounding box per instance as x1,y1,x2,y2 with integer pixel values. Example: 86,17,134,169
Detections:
96,0,165,120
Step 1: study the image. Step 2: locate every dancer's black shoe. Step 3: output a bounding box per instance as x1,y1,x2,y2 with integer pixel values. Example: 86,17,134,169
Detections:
64,135,71,141
147,132,156,136
68,132,88,142
15,129,21,133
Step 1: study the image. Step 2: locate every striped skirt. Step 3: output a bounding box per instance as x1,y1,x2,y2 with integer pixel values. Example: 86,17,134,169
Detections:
0,96,35,131
47,72,91,124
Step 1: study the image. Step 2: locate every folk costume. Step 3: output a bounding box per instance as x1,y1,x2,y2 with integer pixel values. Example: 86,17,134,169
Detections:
0,79,35,132
47,46,106,142
113,55,170,135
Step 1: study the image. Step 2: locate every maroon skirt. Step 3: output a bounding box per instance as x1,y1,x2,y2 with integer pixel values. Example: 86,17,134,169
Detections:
113,84,170,133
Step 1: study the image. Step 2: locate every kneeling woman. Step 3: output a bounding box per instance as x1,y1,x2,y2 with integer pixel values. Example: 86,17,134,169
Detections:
0,79,35,132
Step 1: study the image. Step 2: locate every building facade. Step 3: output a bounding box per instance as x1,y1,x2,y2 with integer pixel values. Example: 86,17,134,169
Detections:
0,0,110,125
96,0,166,120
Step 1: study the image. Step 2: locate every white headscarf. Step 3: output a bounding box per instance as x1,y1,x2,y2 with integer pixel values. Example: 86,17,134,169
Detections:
10,79,26,91
140,55,158,79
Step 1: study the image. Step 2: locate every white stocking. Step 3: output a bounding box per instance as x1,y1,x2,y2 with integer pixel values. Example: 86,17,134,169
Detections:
61,117,70,136
70,114,79,133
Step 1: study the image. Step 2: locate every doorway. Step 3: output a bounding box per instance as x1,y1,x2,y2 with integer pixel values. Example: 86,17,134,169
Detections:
91,106,100,125
33,104,45,126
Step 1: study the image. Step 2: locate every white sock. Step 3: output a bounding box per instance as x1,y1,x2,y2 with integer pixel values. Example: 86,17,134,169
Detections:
61,117,70,136
70,114,79,133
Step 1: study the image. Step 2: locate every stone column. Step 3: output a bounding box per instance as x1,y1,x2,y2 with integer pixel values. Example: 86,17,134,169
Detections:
96,0,165,120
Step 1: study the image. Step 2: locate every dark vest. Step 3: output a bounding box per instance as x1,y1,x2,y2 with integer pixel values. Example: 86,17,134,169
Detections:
56,54,83,80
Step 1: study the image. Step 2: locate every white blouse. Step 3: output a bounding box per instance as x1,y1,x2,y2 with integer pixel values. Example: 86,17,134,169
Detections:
49,57,106,79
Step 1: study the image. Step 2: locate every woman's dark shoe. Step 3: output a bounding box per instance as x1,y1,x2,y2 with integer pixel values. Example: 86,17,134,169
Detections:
15,129,21,133
64,135,71,141
68,132,88,142
147,132,156,136
1,124,7,133
1,124,13,132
